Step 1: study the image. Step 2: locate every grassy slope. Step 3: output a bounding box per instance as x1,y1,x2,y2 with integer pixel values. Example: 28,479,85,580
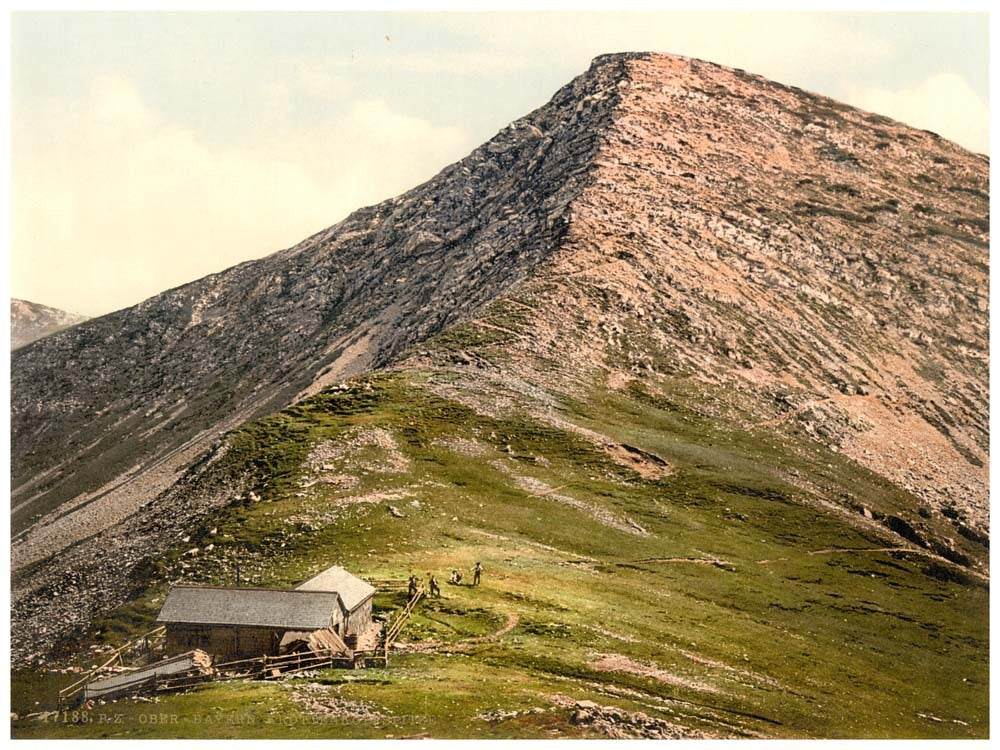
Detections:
12,370,988,739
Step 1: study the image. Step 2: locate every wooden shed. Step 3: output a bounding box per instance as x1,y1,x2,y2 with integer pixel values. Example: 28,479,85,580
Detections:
156,566,377,660
157,587,344,660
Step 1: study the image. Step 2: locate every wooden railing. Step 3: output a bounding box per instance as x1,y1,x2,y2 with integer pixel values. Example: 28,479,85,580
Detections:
213,648,349,677
58,626,167,707
64,648,357,705
382,586,424,662
159,649,356,692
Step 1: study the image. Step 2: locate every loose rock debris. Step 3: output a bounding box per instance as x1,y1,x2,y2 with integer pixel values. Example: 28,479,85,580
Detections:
286,683,387,722
589,653,723,695
547,694,712,739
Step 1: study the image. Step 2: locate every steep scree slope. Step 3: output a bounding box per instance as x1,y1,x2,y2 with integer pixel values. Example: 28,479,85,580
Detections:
10,53,639,559
411,53,988,534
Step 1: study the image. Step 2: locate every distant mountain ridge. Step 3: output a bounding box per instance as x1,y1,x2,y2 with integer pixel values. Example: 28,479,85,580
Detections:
10,298,87,350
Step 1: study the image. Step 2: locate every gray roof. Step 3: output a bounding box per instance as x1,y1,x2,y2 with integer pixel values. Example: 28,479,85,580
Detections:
295,565,375,610
157,586,340,629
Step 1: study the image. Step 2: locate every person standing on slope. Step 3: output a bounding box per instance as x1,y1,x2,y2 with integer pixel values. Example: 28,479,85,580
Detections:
473,561,482,586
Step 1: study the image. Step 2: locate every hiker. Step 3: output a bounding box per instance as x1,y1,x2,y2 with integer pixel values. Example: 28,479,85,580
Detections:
429,573,440,598
449,569,462,585
473,561,482,586
408,574,418,598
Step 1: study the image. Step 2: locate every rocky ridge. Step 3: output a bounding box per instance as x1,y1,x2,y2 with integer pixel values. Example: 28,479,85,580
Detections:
409,53,988,531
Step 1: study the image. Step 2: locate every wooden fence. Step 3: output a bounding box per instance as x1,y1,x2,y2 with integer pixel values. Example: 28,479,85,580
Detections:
383,586,424,660
63,648,358,706
58,625,167,707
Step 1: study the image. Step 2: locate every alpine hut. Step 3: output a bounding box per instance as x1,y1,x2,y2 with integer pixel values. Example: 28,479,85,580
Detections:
156,565,376,660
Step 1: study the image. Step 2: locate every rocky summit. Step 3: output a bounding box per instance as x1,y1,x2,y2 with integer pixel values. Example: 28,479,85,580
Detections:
11,53,988,739
10,299,87,351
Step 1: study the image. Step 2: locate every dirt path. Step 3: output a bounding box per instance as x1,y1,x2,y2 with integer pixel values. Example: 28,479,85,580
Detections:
754,393,911,429
465,612,520,644
589,653,723,695
530,485,568,498
393,611,520,654
755,400,824,428
632,556,733,567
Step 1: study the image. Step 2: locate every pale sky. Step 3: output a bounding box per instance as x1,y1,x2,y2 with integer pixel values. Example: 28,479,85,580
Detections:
10,11,990,318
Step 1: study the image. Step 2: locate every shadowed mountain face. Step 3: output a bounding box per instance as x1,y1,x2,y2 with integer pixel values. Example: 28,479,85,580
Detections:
10,299,87,350
10,53,636,545
10,53,989,738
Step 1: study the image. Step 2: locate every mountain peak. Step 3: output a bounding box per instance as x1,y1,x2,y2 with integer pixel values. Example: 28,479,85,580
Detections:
11,49,988,593
517,47,989,524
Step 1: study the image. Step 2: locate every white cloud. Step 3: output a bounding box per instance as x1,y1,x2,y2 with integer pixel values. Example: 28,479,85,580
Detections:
12,75,472,317
843,72,989,154
430,13,988,153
